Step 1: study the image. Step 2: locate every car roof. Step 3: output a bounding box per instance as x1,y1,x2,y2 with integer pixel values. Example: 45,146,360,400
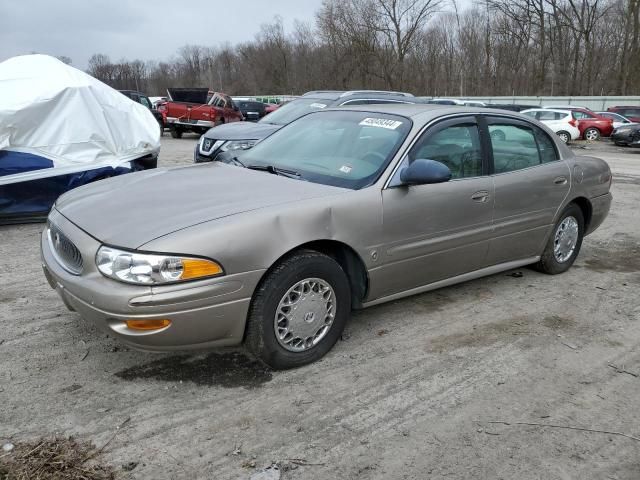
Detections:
302,90,415,101
330,103,532,121
522,108,571,113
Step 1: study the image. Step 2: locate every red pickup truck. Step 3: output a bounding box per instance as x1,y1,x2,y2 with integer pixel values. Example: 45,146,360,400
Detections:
164,88,243,138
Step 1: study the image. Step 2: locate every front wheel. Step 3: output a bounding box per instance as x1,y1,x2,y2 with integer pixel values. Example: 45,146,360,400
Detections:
584,127,601,141
535,204,584,274
245,250,351,369
170,127,182,139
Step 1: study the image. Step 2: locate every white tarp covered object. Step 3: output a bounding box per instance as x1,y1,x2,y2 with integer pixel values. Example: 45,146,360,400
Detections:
0,54,161,222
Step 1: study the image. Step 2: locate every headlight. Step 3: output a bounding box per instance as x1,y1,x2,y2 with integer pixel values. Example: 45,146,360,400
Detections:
220,140,257,152
96,246,223,285
200,137,225,153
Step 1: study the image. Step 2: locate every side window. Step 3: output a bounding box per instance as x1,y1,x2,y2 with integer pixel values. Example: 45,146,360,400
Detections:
522,111,537,119
224,95,234,109
408,123,482,179
489,124,540,173
213,96,225,108
139,96,152,109
573,111,595,119
537,111,557,121
533,126,559,163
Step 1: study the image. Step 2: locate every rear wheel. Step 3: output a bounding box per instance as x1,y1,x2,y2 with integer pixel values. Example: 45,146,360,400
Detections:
535,204,584,275
170,127,182,139
245,250,351,369
557,131,571,143
584,127,601,141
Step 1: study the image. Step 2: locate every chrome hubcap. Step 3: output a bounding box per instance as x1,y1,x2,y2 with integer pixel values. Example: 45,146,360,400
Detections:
554,216,579,263
274,278,336,352
586,130,598,141
559,133,569,143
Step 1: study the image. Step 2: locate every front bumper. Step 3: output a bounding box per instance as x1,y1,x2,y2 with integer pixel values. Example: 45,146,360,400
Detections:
41,208,264,351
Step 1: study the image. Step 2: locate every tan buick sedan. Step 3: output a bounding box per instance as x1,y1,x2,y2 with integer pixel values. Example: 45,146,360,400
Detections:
42,105,612,369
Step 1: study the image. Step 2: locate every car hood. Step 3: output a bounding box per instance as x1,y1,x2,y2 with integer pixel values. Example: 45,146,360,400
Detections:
55,163,345,249
202,121,282,141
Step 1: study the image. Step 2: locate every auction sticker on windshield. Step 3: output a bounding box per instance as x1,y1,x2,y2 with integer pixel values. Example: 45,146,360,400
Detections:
359,118,403,130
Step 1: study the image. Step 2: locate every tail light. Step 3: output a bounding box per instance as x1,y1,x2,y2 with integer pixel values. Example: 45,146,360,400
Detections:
569,118,577,127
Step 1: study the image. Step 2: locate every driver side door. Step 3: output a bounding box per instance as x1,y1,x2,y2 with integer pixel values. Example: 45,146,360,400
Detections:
371,116,495,299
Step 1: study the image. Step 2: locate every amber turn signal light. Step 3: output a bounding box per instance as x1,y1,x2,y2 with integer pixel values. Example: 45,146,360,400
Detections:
125,319,172,331
181,258,223,280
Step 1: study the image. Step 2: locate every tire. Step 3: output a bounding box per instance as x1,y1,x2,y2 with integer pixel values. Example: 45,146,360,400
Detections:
245,250,351,369
158,119,164,137
557,131,571,144
535,204,584,275
170,127,182,139
584,127,601,141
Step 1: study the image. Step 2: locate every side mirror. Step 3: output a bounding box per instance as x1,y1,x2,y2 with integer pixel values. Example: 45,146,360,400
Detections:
399,159,452,185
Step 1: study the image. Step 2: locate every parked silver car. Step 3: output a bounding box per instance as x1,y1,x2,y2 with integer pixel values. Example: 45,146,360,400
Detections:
41,105,612,369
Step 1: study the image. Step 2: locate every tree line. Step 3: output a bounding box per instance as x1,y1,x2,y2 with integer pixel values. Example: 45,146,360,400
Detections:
86,0,640,98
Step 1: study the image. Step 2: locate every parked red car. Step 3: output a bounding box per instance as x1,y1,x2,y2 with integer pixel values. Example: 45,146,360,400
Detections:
165,88,243,138
546,107,613,141
264,102,280,114
607,106,640,123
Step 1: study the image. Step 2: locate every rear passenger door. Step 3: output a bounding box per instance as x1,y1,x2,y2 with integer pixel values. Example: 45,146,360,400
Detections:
485,116,570,264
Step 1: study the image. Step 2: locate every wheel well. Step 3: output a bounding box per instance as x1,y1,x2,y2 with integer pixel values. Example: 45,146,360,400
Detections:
570,197,593,231
270,240,369,309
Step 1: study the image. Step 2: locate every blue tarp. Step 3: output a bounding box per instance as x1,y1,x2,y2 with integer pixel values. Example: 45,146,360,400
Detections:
0,150,54,177
0,150,133,223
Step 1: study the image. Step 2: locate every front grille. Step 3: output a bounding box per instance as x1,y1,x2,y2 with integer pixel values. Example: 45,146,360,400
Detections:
48,222,83,275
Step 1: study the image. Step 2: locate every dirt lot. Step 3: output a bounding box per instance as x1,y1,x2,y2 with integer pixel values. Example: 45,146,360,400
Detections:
1,135,639,479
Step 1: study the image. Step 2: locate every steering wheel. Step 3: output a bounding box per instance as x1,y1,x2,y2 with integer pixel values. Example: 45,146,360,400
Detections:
361,151,386,165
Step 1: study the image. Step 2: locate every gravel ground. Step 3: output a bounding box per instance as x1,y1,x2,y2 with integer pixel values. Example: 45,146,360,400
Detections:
1,135,639,479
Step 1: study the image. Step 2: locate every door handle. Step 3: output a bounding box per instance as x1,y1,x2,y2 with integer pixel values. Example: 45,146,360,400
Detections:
471,190,490,202
554,176,568,185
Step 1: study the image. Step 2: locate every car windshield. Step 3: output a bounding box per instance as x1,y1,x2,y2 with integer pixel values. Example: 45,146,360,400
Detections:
259,98,334,125
243,110,411,190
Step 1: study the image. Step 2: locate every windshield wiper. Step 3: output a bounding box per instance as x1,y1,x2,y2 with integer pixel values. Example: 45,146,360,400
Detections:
247,164,303,180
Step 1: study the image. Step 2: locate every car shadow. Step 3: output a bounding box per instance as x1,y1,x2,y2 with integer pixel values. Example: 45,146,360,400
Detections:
114,350,272,389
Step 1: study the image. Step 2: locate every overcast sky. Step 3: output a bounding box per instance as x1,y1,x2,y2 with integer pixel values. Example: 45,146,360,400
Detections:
0,0,325,68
